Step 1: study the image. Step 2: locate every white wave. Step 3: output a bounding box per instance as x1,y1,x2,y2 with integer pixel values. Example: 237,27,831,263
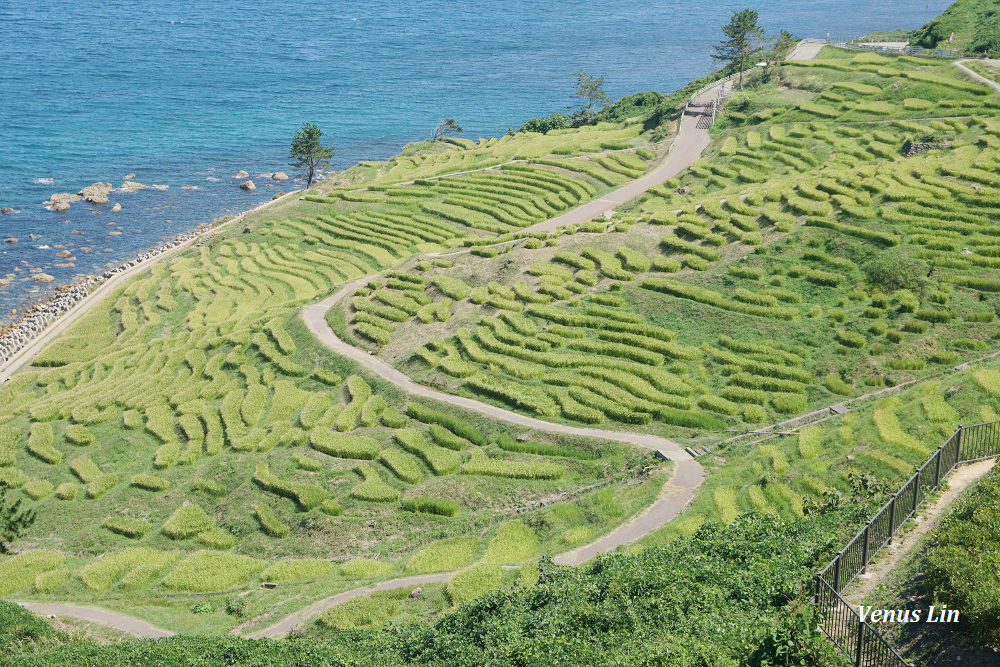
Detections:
150,184,169,190
205,176,221,182
32,177,55,184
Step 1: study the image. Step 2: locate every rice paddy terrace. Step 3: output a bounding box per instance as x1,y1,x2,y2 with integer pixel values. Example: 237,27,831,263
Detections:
2,47,1000,641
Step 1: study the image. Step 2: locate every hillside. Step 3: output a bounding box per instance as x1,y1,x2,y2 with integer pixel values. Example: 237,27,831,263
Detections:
1,23,1000,665
910,0,1000,54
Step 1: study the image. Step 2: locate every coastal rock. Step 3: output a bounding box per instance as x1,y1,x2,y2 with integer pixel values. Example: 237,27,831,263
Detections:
234,170,250,178
3,238,16,244
271,171,289,181
240,180,256,191
52,201,71,212
120,181,148,192
111,203,122,212
30,273,55,283
125,173,136,179
78,182,113,204
56,250,72,258
0,207,19,214
0,279,10,287
49,192,82,205
181,185,197,189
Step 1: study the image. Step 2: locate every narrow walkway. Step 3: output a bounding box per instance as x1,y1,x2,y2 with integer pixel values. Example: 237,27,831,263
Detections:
786,39,826,61
953,60,1000,93
302,284,691,461
14,602,174,638
844,458,997,607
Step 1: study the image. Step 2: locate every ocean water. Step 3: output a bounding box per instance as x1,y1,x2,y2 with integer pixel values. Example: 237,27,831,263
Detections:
0,0,950,320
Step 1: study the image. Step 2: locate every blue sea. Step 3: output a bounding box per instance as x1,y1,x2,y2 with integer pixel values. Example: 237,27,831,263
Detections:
0,0,950,320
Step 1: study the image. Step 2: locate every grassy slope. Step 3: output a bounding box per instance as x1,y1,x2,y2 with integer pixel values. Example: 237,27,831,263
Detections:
909,0,1000,51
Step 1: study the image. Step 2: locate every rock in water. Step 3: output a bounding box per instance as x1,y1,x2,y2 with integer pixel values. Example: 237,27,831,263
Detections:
30,273,55,283
52,201,71,212
271,171,289,181
111,203,122,212
78,182,113,204
49,192,82,205
234,170,250,178
120,181,148,192
0,207,19,214
125,173,136,179
240,180,256,191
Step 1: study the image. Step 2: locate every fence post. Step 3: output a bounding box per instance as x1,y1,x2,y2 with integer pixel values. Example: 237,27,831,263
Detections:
912,471,920,514
956,425,963,462
855,619,865,667
887,494,897,545
861,522,871,573
934,447,943,488
833,552,842,592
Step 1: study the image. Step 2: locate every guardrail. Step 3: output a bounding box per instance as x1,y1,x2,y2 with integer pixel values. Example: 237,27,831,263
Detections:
826,37,963,59
814,420,1000,666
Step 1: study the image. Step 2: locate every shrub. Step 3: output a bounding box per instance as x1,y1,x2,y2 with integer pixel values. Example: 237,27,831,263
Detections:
862,250,927,291
405,536,479,574
310,431,381,460
401,496,460,517
102,517,151,539
254,503,290,538
162,550,266,592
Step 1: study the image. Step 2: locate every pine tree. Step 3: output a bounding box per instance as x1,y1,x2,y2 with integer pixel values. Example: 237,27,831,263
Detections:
289,123,335,187
0,488,35,554
712,9,765,90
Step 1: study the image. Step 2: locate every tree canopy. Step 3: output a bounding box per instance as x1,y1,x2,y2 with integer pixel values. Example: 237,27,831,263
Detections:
289,123,335,187
712,9,765,90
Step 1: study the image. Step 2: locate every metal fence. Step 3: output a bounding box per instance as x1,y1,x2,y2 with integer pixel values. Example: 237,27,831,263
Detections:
814,421,1000,666
826,38,964,59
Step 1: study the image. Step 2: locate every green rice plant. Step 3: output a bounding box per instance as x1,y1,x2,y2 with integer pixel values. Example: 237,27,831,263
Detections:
888,358,926,371
0,550,65,595
320,499,343,516
192,477,226,497
34,569,71,593
351,462,399,502
64,424,94,446
380,407,409,428
796,425,823,461
720,385,767,405
772,392,808,415
340,558,394,578
314,368,343,386
261,558,333,582
919,382,959,426
86,473,118,499
196,528,237,550
428,424,470,451
461,449,564,480
162,550,266,592
743,405,767,423
720,136,738,155
641,277,796,320
973,370,1000,397
394,429,461,475
54,482,77,500
162,503,216,540
495,432,596,460
22,479,53,501
660,234,720,262
69,456,100,484
253,462,328,510
697,394,740,416
874,397,928,455
405,535,479,574
379,448,423,484
447,562,504,605
102,517,151,539
0,467,26,489
0,426,17,467
713,488,739,523
464,375,559,417
26,423,60,464
823,375,853,396
746,131,762,149
79,547,177,592
401,496,460,517
310,431,381,460
902,320,929,334
482,520,538,564
835,330,866,349
153,442,180,469
254,503,289,538
616,247,652,273
295,453,323,471
405,404,486,446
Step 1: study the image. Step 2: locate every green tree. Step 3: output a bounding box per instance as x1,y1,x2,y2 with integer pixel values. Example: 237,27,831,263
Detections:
712,9,766,90
572,71,609,124
432,119,464,141
0,488,35,554
762,30,797,76
289,123,335,187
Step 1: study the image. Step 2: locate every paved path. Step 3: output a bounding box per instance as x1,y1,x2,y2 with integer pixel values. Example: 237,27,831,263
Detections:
553,459,703,565
787,39,826,61
302,284,691,461
15,601,174,638
954,60,1000,93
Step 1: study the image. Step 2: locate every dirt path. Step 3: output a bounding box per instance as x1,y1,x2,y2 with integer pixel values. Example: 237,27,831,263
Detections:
786,39,826,61
14,602,174,638
844,459,997,607
954,60,1000,93
302,285,690,461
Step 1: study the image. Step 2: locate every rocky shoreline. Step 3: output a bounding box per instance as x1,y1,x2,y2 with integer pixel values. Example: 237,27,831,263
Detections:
0,224,210,367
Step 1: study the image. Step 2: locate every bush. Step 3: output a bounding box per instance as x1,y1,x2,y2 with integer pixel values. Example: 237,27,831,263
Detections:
518,113,572,134
401,496,460,517
862,250,927,291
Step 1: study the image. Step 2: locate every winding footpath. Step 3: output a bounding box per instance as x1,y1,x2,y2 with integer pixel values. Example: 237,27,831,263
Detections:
5,76,731,641
953,59,1000,93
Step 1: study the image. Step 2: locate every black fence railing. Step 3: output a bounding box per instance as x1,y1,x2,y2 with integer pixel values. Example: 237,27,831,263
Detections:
815,421,1000,666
